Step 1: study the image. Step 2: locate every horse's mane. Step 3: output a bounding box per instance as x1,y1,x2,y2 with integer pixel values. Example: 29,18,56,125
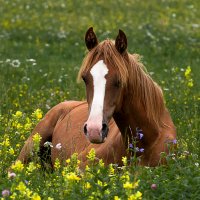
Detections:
78,39,165,129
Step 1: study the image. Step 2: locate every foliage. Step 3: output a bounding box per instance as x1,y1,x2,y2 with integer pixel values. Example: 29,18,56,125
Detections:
0,0,199,199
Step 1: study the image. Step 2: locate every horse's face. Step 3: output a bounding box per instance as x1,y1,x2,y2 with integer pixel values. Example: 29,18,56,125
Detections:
82,27,127,143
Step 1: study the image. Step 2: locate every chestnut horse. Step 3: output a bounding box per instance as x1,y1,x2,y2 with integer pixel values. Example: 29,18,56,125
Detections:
17,28,176,168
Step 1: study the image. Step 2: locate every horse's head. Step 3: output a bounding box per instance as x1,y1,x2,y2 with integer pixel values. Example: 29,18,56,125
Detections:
79,27,128,143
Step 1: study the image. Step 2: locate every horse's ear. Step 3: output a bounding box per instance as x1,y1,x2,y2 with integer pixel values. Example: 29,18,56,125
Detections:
85,27,98,51
115,29,127,54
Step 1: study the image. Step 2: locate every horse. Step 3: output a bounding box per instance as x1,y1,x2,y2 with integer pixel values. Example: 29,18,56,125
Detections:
16,27,176,168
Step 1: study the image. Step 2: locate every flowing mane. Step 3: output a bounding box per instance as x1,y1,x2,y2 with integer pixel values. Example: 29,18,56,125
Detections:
78,39,165,129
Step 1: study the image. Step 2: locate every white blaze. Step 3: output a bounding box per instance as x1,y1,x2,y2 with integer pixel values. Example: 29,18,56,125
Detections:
88,60,108,122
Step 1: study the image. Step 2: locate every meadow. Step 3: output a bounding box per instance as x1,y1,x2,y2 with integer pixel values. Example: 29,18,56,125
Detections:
0,0,199,199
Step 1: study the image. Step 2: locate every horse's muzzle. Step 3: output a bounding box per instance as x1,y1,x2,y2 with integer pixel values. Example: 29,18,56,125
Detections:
83,122,109,143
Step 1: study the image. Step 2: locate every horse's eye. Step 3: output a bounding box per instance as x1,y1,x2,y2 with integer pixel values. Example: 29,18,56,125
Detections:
114,80,121,88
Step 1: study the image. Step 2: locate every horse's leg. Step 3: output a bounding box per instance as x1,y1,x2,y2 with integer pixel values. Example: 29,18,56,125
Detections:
17,101,83,164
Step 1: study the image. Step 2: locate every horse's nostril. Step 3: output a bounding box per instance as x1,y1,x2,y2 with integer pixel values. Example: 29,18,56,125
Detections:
83,124,87,135
102,123,107,132
102,123,109,138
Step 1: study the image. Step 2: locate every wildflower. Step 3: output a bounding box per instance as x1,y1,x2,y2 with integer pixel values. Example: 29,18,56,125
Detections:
55,143,62,150
66,158,70,164
25,180,29,185
135,147,140,152
66,172,81,181
129,143,133,149
136,127,143,140
9,147,15,155
122,156,127,165
15,111,23,118
151,183,157,190
2,138,10,146
26,58,36,62
33,133,41,152
138,133,143,140
172,139,177,144
11,59,21,68
32,133,42,144
11,160,24,172
123,182,133,189
47,197,54,200
184,66,191,79
195,163,199,167
27,162,37,173
17,123,23,130
109,164,115,175
123,180,139,189
139,148,144,153
8,172,16,179
114,196,121,200
54,158,60,170
2,189,10,197
16,181,26,193
187,80,193,87
85,182,91,189
44,141,53,148
128,191,142,200
24,122,32,130
32,193,41,200
32,109,43,120
98,159,105,168
87,148,96,161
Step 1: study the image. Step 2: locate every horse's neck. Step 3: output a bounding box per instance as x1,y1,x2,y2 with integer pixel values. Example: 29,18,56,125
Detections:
113,99,159,145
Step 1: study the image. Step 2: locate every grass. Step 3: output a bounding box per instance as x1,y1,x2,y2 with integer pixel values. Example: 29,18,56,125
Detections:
0,0,200,199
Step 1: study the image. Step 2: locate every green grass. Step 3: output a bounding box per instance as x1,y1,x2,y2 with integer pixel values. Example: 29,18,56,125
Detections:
0,0,199,199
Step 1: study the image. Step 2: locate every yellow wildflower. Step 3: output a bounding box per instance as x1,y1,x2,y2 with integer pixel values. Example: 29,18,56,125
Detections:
32,193,41,200
85,182,91,189
47,197,54,200
87,148,96,161
97,180,103,187
99,159,105,168
184,66,191,79
114,196,121,200
24,122,32,130
11,160,24,172
16,123,23,130
66,172,81,181
32,133,42,143
121,172,130,181
85,165,90,171
109,164,115,175
54,158,60,170
123,182,133,189
128,191,142,200
33,133,41,152
15,111,23,118
16,182,26,193
123,180,139,189
2,138,10,147
97,180,107,187
9,147,15,155
32,109,43,120
122,156,127,165
27,162,37,173
188,80,193,87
